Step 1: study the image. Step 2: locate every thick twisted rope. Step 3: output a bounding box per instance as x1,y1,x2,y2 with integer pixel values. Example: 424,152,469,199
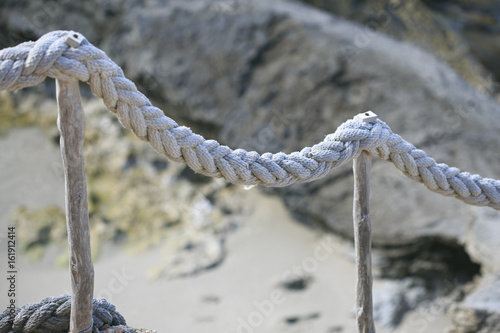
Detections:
1,30,499,209
0,294,125,333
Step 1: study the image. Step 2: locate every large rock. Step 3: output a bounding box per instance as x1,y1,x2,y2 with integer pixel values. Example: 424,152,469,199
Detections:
3,0,499,244
299,0,499,91
2,0,500,330
448,274,500,333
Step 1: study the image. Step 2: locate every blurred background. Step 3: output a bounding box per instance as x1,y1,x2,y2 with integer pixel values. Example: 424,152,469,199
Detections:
1,0,500,332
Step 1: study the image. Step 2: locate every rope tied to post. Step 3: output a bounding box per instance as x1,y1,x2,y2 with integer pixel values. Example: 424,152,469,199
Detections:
0,30,499,209
0,294,126,333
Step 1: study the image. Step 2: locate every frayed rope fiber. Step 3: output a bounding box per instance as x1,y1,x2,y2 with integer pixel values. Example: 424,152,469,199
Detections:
0,30,499,208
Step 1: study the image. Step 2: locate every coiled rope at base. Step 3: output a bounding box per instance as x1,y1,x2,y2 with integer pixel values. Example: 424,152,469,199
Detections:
0,294,125,333
0,30,499,208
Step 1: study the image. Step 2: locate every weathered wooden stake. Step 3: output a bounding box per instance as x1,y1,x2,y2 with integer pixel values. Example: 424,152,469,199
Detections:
57,78,94,333
352,111,377,333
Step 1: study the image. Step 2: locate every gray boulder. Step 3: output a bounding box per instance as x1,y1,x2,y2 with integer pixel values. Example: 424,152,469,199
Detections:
298,0,499,91
4,0,498,245
448,274,500,333
75,0,500,247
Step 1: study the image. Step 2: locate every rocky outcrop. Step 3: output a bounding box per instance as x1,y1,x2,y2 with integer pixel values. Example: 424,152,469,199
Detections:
448,274,500,333
2,93,247,279
4,0,499,245
2,0,500,331
299,0,500,93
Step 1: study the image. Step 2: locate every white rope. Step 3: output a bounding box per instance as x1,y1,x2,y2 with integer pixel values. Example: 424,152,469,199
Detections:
1,30,499,209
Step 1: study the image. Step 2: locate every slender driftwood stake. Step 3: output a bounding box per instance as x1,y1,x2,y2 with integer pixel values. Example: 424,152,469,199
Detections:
57,78,94,332
352,111,377,333
57,35,94,332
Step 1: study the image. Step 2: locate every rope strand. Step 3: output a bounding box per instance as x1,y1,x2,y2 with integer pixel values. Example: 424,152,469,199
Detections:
1,30,499,209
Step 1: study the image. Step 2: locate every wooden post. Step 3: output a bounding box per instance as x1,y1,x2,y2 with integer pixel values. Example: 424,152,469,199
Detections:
352,111,377,333
57,78,94,333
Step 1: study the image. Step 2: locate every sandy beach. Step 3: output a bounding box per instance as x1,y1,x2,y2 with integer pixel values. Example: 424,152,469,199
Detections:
0,126,451,332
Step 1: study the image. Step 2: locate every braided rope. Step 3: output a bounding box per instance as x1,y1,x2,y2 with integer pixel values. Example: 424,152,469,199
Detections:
0,294,125,333
0,30,499,209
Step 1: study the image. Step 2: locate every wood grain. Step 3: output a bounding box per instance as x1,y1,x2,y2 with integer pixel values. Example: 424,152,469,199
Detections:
57,79,94,333
353,150,376,333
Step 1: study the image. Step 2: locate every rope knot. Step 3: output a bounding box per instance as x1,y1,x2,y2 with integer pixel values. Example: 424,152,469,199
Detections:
0,294,126,333
357,120,392,155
